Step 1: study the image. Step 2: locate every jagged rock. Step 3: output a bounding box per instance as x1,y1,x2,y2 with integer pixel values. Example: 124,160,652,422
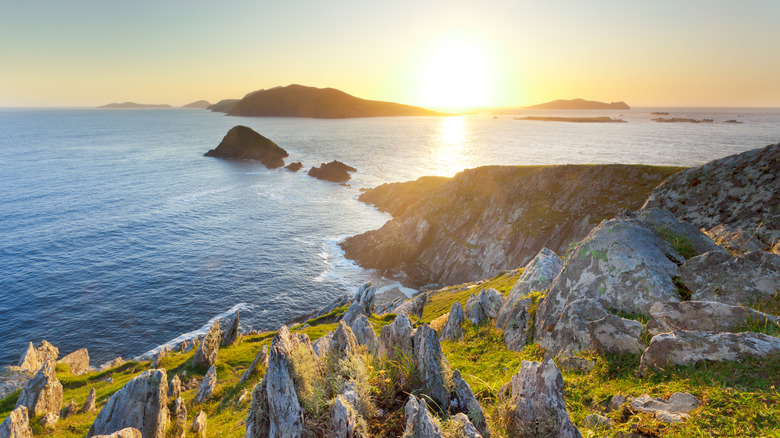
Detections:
501,296,534,352
332,321,360,357
0,406,32,438
584,414,613,429
194,365,216,404
450,370,490,437
240,345,269,383
609,395,628,412
315,294,351,318
378,312,414,359
308,160,357,183
451,413,483,438
245,379,269,438
497,248,563,329
284,162,303,172
509,359,582,438
349,315,378,354
374,288,408,315
190,411,206,438
62,399,79,419
559,356,596,373
18,341,59,373
353,282,376,315
403,395,445,438
99,357,124,372
341,302,366,327
647,300,780,336
57,348,90,375
332,384,367,438
87,369,169,438
151,347,168,369
640,331,780,371
629,393,700,423
0,367,35,401
540,299,609,355
312,331,334,358
172,397,187,438
413,324,450,409
587,314,645,355
705,224,765,254
204,125,288,168
681,250,780,306
440,302,466,341
39,413,58,428
92,428,143,438
466,289,504,325
192,321,221,370
222,311,240,346
82,388,97,413
393,293,428,319
15,360,63,419
169,375,182,401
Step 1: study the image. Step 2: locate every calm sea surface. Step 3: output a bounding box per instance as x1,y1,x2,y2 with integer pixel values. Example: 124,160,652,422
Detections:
1,107,779,365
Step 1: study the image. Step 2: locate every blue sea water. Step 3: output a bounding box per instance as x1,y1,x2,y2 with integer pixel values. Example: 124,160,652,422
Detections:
1,107,779,366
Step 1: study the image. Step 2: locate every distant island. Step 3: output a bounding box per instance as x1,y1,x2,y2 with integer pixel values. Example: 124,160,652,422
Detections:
525,98,630,110
652,117,714,123
204,125,288,168
98,102,172,109
207,99,240,113
225,84,451,118
181,100,211,109
515,116,626,123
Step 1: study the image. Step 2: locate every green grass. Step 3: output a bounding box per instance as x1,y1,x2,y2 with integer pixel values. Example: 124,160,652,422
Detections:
421,269,524,323
656,226,698,259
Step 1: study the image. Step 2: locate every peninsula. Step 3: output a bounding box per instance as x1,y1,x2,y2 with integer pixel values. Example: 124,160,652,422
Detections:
181,100,211,109
525,98,630,110
98,102,172,109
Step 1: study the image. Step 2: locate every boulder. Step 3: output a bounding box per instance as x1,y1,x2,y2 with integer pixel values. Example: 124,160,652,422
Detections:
81,388,97,413
559,356,596,373
222,311,240,347
91,428,143,438
0,406,33,438
39,413,58,428
87,369,169,438
151,347,168,369
629,392,700,423
587,314,645,355
393,293,428,319
509,359,582,438
440,302,466,341
584,414,613,429
62,399,79,419
204,126,288,169
331,321,360,357
190,411,206,438
56,348,90,375
681,250,780,306
284,162,303,172
15,360,63,419
312,332,334,358
540,299,609,355
245,379,269,438
500,296,534,352
465,289,504,325
450,370,489,437
18,341,59,373
497,248,563,329
172,397,187,438
373,287,408,315
413,324,450,409
169,375,182,401
192,320,221,370
704,224,765,254
239,345,269,383
451,413,483,438
647,300,780,336
403,395,445,438
349,315,378,354
640,331,780,371
99,357,124,372
341,302,367,327
332,384,367,438
353,282,377,315
194,365,216,404
0,367,36,401
378,312,414,359
307,160,357,183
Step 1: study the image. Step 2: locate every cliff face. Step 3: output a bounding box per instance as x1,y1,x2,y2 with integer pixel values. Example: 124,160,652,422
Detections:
341,164,682,287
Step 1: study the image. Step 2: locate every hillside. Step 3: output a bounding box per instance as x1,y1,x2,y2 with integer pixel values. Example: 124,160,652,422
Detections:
181,100,211,109
98,102,172,109
525,98,630,110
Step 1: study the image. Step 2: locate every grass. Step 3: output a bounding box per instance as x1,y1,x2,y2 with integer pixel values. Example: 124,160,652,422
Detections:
421,269,524,323
656,227,698,259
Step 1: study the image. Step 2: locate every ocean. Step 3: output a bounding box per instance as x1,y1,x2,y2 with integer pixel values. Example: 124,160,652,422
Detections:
1,106,779,366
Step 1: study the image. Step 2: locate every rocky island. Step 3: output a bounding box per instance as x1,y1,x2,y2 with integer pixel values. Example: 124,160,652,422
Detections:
524,98,631,110
181,100,210,109
515,116,626,123
204,126,288,169
98,102,172,109
206,99,240,113
307,160,357,183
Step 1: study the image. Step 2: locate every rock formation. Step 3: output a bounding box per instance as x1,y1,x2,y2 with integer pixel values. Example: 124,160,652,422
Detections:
91,428,143,438
190,411,206,438
307,161,356,183
465,288,504,325
58,348,90,375
18,341,59,373
647,300,780,335
172,397,187,438
221,311,240,346
192,320,221,370
392,292,427,319
587,314,645,355
440,302,465,341
239,345,268,384
413,324,450,409
680,250,779,305
403,395,445,438
284,162,303,172
378,311,414,359
62,399,79,419
194,365,216,404
0,406,33,438
628,392,701,423
15,360,63,419
204,126,288,169
169,375,182,401
82,388,97,413
451,370,490,437
349,315,378,354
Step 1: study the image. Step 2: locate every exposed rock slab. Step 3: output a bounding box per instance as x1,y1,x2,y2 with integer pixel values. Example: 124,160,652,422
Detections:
497,248,562,330
239,345,269,384
540,299,609,355
681,250,780,306
349,314,378,354
629,392,700,423
392,292,427,319
647,300,780,336
308,160,356,183
332,321,360,357
169,375,182,401
15,360,63,419
0,406,32,438
221,311,240,347
0,367,35,401
640,331,780,371
194,365,216,404
465,288,504,325
587,314,645,355
413,324,450,408
378,312,414,359
18,341,59,373
204,126,288,168
82,388,97,413
190,411,206,438
440,302,465,341
450,370,490,437
192,321,221,370
403,395,445,438
91,429,143,438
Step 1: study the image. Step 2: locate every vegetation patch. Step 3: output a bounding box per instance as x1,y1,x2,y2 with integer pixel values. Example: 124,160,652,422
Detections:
656,227,698,259
421,269,524,323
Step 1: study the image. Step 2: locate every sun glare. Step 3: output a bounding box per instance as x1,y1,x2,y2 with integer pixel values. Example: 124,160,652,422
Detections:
420,38,493,111
432,116,470,176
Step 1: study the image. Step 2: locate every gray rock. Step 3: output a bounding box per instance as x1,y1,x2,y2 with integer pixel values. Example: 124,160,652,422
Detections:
0,366,35,401
151,347,168,369
681,250,780,306
353,281,377,315
87,369,169,438
413,324,450,408
349,314,378,354
245,379,269,438
239,345,269,384
374,287,408,315
559,356,596,373
629,392,700,423
194,365,216,404
378,312,414,359
393,293,428,319
92,428,143,438
15,360,63,419
192,321,221,370
18,341,59,373
450,370,489,437
169,375,182,401
584,414,613,429
190,411,206,438
332,384,367,438
315,294,351,318
500,296,534,352
403,395,445,438
587,314,645,355
82,388,97,413
497,248,563,329
62,399,79,419
172,397,187,438
57,348,90,375
312,331,334,358
440,302,466,341
647,300,780,336
99,357,124,372
509,359,582,438
39,413,59,428
341,302,366,327
640,330,780,371
222,311,240,347
466,288,504,325
451,413,483,438
332,321,360,357
0,406,32,438
635,208,727,262
237,388,249,405
608,395,628,412
704,224,766,254
540,299,609,356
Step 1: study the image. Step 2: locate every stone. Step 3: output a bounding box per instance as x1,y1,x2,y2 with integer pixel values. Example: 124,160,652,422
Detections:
540,299,609,355
349,314,378,354
0,406,32,438
204,125,288,169
192,320,221,370
308,160,357,183
222,311,240,347
15,360,63,419
237,389,249,404
341,302,366,327
559,356,596,373
640,331,780,371
450,369,490,437
39,413,59,428
403,395,445,438
440,302,466,341
0,367,35,401
584,414,613,429
509,359,582,438
332,321,360,357
92,428,142,438
413,324,450,408
18,341,59,373
681,250,780,306
151,347,168,369
378,312,414,359
169,375,182,401
332,387,367,438
629,393,700,423
62,399,79,419
56,348,90,375
284,162,303,172
374,287,408,315
86,369,169,438
647,300,780,336
587,314,645,355
609,395,628,412
194,365,216,404
99,357,124,372
451,413,483,438
172,397,187,438
500,296,534,352
393,293,428,319
353,281,376,315
239,345,269,383
705,224,765,254
312,331,334,358
465,288,504,325
497,247,563,329
245,379,269,438
315,294,351,318
190,410,206,438
82,388,97,413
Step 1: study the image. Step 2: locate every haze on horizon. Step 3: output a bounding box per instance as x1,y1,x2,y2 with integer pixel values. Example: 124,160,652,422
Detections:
1,0,779,110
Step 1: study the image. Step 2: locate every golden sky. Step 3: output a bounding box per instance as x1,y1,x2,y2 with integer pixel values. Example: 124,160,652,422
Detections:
1,0,779,109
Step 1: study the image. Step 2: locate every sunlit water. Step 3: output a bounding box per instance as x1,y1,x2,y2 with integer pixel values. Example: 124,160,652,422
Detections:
1,107,778,365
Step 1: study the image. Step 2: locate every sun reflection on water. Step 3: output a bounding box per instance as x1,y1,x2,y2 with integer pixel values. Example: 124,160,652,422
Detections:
432,116,469,176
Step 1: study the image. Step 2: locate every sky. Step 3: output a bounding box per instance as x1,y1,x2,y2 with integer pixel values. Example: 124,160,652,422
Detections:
1,0,779,109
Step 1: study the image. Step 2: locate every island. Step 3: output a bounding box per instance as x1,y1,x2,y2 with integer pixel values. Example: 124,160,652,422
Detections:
226,84,451,118
515,116,626,123
204,125,288,169
98,102,172,109
308,160,356,183
207,99,240,113
181,100,211,109
524,98,630,110
285,162,303,172
652,117,714,123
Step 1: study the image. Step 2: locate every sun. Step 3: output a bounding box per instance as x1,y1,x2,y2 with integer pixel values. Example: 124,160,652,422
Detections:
419,37,493,111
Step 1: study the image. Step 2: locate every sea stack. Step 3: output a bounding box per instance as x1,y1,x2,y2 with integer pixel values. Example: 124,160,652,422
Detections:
204,126,288,169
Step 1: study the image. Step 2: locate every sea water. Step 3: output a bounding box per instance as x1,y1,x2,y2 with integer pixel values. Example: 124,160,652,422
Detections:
1,107,778,365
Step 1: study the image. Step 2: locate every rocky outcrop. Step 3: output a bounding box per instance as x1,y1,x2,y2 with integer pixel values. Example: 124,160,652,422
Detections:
82,388,97,413
587,315,645,355
240,345,269,384
222,311,240,347
207,99,239,113
15,360,63,419
640,331,780,371
172,397,186,438
168,375,181,401
403,395,445,438
540,298,609,355
0,406,33,438
312,332,334,358
451,370,490,437
87,369,169,438
18,341,59,373
342,165,680,287
62,399,79,419
392,292,427,319
680,250,780,305
91,428,143,438
192,321,221,370
204,126,288,169
647,301,780,336
413,324,451,409
378,312,414,359
190,411,206,438
349,315,378,354
194,365,216,404
465,289,504,325
628,392,701,423
308,161,356,183
0,367,36,401
332,321,360,357
151,347,168,369
451,413,483,438
440,302,465,341
509,359,582,438
284,162,303,172
331,384,367,438
496,248,562,330
99,357,124,372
